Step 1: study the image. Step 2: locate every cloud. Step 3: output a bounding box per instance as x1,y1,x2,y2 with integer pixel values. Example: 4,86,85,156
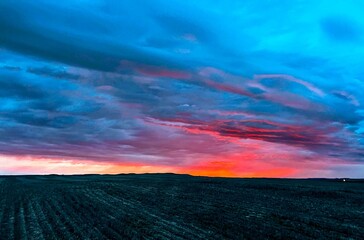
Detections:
27,66,79,80
321,16,363,42
0,0,364,177
0,0,192,74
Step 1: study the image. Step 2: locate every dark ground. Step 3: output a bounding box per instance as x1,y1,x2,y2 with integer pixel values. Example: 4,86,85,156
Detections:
0,174,363,240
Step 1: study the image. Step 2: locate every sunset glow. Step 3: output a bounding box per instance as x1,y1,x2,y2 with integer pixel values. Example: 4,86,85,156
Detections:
1,0,364,177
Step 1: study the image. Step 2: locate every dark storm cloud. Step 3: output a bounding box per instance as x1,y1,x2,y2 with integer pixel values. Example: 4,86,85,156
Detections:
0,0,192,75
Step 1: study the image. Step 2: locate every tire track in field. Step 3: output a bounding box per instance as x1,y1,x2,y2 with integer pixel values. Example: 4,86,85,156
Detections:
14,200,28,240
31,200,58,240
25,199,45,240
65,189,127,239
59,193,107,239
41,198,75,240
88,188,211,239
97,185,203,239
48,194,100,240
19,203,28,240
108,182,221,237
77,188,135,239
81,187,154,237
0,197,5,233
0,196,13,239
8,203,16,240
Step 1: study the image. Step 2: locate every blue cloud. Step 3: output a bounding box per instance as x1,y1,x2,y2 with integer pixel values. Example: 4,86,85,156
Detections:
1,0,364,176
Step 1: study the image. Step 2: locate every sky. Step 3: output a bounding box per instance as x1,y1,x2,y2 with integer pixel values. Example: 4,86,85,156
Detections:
1,0,364,177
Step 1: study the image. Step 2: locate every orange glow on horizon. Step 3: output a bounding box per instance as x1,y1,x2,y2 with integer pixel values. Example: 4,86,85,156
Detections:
177,158,298,178
0,152,334,178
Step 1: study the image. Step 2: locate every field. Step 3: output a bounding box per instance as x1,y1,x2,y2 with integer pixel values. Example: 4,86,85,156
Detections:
0,174,363,239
